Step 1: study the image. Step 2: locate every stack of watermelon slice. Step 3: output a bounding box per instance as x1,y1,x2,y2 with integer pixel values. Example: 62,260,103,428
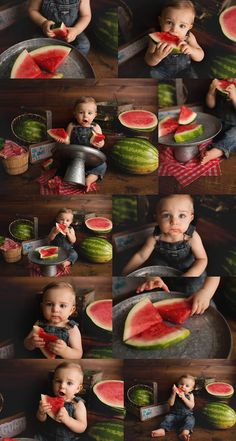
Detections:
159,106,204,142
123,297,192,349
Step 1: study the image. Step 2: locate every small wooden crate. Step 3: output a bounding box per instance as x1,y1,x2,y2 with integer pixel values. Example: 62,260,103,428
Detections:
2,150,29,175
2,245,22,263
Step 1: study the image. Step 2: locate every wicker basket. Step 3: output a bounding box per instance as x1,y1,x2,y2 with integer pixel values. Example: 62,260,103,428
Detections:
2,245,22,263
2,149,29,175
11,113,47,144
127,384,154,407
9,218,34,241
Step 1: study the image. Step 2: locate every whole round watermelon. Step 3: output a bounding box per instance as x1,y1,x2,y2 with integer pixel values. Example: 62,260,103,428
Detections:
201,402,236,429
79,237,112,263
110,138,158,174
92,8,118,55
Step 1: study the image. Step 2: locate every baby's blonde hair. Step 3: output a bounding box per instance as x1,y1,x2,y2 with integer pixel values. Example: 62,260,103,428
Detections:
178,374,196,387
156,194,194,214
56,208,74,220
74,97,97,112
161,0,196,16
54,361,84,383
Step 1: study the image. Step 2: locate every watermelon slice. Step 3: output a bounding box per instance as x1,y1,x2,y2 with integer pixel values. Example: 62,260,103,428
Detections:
30,45,71,73
41,394,64,419
52,22,68,39
125,321,190,349
158,116,179,138
86,299,112,332
205,382,234,399
47,128,70,144
153,298,192,324
216,80,236,94
90,131,106,144
149,32,180,53
11,49,42,79
56,222,67,235
33,325,58,358
93,380,124,410
36,246,59,259
178,106,197,125
118,110,158,131
176,387,185,394
219,6,236,43
85,217,112,234
123,297,163,342
174,123,204,143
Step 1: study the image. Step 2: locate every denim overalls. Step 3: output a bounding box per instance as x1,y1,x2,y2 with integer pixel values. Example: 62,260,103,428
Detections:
209,91,236,158
50,227,78,264
41,0,90,54
35,396,83,441
160,393,195,433
36,319,78,358
70,124,107,178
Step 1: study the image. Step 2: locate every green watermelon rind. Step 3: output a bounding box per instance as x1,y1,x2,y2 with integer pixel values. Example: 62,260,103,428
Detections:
123,297,162,342
83,346,113,359
118,110,158,131
205,382,234,399
219,6,236,43
36,246,59,259
79,237,112,263
158,116,179,138
87,420,124,441
178,106,197,125
201,402,236,429
93,380,124,410
149,32,181,53
174,124,204,143
86,299,112,332
125,327,190,349
111,138,158,174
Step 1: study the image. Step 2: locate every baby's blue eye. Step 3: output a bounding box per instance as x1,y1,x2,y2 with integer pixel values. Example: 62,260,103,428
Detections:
179,214,186,219
180,24,186,29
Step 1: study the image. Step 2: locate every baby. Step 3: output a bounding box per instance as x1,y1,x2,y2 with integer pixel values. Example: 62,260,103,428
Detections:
28,0,91,55
201,78,236,164
36,361,87,441
24,281,83,359
123,195,208,277
152,374,195,441
145,0,204,79
67,97,107,191
49,208,78,268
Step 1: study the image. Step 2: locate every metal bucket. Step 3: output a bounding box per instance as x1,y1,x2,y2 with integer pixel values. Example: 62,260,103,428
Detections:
127,265,182,277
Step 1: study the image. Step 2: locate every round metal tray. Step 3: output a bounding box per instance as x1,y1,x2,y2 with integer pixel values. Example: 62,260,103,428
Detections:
112,291,232,359
128,266,182,277
158,112,222,147
28,247,68,265
0,38,95,79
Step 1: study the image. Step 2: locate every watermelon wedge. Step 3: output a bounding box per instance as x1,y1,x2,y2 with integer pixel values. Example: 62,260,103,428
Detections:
11,49,42,79
52,22,68,39
123,297,163,342
86,299,112,332
153,298,192,324
158,116,179,138
125,321,190,349
90,131,106,144
217,80,236,94
56,222,67,235
149,32,180,53
30,45,71,73
205,382,234,399
41,394,64,419
178,106,197,125
219,6,236,43
36,246,59,259
47,128,70,144
33,325,58,358
118,110,158,131
85,217,112,234
93,380,124,410
174,123,204,143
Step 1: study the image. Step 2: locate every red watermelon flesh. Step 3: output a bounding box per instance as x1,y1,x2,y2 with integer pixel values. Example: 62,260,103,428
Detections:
90,131,106,144
30,45,71,73
149,32,180,52
206,382,234,398
47,128,70,144
33,325,58,358
158,116,179,138
56,222,67,235
41,394,64,419
118,110,158,130
217,80,236,94
86,299,112,332
153,298,192,324
93,380,124,409
123,297,163,341
176,387,185,394
36,246,59,259
174,123,204,143
219,6,236,43
178,106,197,125
85,217,112,233
52,22,68,39
10,49,42,78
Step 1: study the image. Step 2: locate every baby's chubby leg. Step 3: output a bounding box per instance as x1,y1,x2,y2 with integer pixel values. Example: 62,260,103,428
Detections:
201,147,223,164
152,414,177,437
85,174,98,192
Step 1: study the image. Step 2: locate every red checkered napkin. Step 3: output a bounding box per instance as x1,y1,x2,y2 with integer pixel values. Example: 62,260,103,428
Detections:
158,141,222,187
36,170,97,195
28,262,71,277
0,140,26,158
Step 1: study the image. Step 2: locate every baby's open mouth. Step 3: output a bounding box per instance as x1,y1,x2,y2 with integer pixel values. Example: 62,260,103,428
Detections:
58,391,65,397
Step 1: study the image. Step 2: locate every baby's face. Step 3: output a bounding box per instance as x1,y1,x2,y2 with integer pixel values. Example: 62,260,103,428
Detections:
57,212,73,227
53,367,82,401
74,102,97,127
159,7,194,40
156,195,194,237
178,377,195,394
42,288,76,325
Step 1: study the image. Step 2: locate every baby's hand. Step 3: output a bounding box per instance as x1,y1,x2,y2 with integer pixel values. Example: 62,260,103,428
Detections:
56,406,69,424
38,399,52,416
48,339,67,356
209,79,220,93
190,290,210,316
153,41,173,62
91,140,104,148
66,27,78,43
42,20,56,38
136,277,169,293
178,41,192,56
30,333,45,349
226,84,236,102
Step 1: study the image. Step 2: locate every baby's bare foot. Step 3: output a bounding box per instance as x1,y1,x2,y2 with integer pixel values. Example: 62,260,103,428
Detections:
201,147,223,165
151,428,166,437
179,429,190,441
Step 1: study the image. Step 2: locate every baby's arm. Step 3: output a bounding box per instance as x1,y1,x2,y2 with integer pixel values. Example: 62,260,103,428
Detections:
66,226,76,244
91,123,105,148
48,225,59,242
28,0,55,37
190,276,220,315
145,39,173,66
66,0,91,43
206,79,219,109
179,32,204,62
168,385,177,406
227,84,236,108
36,398,51,422
66,122,75,144
48,326,83,359
24,326,45,351
56,400,87,433
183,231,208,277
136,277,170,293
122,235,156,275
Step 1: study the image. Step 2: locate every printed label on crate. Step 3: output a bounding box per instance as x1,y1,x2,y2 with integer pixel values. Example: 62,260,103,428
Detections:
29,142,56,163
114,226,155,253
140,403,170,421
0,343,14,359
0,414,26,438
22,238,48,255
118,36,149,64
0,1,28,31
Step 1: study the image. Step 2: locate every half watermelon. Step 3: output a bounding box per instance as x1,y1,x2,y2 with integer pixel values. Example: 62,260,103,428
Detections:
174,123,204,143
219,6,236,43
33,325,58,358
178,106,197,125
205,382,234,399
30,45,71,73
11,49,42,79
93,380,124,411
118,110,158,131
47,128,70,144
36,246,59,259
56,222,67,235
149,32,180,53
41,394,64,419
153,298,192,324
85,217,112,234
158,116,179,138
86,299,112,332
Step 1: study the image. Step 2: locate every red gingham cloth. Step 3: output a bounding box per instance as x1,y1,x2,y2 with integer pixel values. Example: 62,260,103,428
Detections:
36,169,97,195
0,140,26,158
158,141,222,187
0,238,21,251
28,261,71,277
